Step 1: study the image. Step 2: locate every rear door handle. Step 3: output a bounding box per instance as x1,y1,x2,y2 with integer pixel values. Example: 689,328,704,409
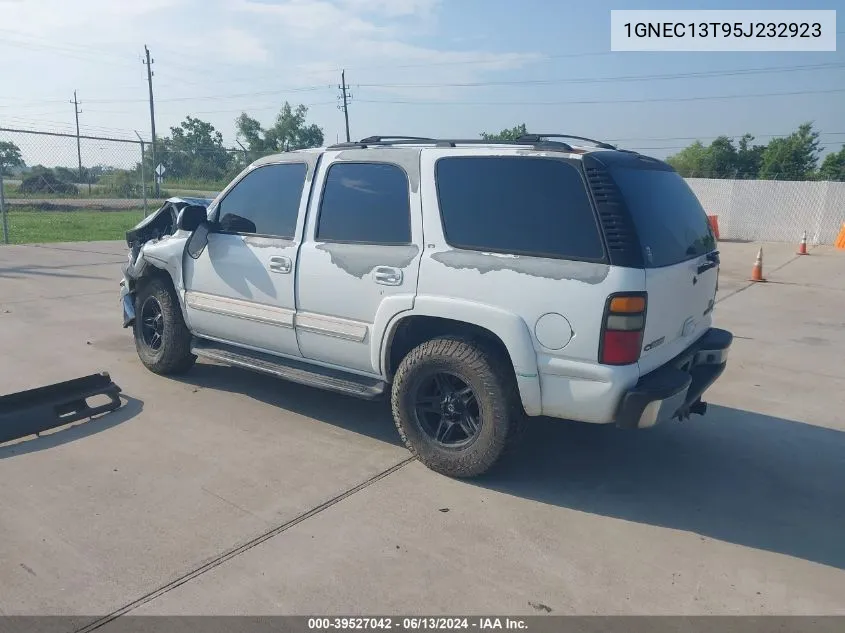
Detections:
373,266,403,286
269,255,292,274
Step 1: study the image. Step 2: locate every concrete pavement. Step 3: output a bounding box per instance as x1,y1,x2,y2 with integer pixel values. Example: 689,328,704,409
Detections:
0,239,843,619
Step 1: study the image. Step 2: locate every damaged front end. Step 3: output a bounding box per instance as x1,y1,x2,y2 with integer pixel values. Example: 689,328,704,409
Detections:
120,197,214,328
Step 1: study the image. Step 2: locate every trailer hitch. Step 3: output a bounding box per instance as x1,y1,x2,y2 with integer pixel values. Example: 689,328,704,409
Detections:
0,372,122,444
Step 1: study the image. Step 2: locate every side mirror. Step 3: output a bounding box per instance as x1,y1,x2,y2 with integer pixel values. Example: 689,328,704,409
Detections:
186,222,211,260
177,204,209,232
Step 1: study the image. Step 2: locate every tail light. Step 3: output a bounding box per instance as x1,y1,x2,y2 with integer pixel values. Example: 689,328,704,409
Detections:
599,293,647,365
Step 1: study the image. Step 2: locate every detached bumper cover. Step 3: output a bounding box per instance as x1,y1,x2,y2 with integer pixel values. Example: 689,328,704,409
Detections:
0,372,122,444
615,327,733,429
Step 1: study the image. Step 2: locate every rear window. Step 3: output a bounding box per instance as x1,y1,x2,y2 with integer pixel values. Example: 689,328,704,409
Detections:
610,167,716,268
435,156,605,261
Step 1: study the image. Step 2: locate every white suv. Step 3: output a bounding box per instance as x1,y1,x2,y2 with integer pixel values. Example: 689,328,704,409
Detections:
119,134,732,478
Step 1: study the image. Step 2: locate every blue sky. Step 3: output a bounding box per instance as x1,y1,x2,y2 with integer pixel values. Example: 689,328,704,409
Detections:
0,0,842,166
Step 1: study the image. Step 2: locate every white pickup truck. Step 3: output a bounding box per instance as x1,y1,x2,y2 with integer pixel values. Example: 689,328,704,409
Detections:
119,134,732,478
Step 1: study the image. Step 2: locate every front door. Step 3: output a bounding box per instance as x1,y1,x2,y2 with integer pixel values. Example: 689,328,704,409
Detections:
295,151,423,375
183,158,314,358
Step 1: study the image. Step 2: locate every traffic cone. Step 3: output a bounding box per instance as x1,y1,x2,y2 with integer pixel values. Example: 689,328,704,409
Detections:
750,247,766,282
796,231,809,255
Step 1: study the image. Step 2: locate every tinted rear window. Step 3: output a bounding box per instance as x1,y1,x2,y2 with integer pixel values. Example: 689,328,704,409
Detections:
610,167,716,268
435,156,604,261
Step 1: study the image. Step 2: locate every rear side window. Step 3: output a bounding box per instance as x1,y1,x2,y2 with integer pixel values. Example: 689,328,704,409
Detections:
317,162,411,244
435,156,604,260
218,163,306,237
610,167,716,268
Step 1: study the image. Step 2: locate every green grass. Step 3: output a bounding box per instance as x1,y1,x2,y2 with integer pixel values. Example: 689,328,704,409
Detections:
2,208,144,244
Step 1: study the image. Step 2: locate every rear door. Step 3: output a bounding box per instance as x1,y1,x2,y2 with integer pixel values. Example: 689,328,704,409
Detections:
608,165,719,374
294,150,423,375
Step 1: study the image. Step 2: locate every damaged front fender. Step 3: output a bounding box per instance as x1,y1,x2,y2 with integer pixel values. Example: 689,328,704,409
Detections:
121,197,212,328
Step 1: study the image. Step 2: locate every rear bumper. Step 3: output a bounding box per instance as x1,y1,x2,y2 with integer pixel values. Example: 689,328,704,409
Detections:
615,327,733,429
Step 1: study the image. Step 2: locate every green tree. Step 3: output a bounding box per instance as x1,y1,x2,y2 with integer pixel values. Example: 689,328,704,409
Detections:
0,141,25,175
480,123,528,141
665,140,709,177
735,134,765,179
758,122,820,180
154,116,233,182
235,102,324,158
819,146,845,181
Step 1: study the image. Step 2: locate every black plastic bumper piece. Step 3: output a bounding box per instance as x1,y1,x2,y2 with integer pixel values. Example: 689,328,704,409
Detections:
0,372,122,444
615,327,733,430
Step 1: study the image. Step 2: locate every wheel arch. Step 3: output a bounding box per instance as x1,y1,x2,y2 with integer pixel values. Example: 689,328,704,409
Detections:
380,297,542,416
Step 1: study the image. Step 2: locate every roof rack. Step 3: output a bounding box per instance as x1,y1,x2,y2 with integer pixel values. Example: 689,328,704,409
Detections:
359,135,437,143
327,137,575,151
516,134,617,150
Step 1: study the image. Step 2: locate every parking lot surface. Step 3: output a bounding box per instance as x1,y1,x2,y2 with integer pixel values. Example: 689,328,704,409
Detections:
1,240,843,618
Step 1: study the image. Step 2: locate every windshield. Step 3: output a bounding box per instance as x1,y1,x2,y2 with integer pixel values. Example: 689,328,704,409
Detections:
610,167,716,268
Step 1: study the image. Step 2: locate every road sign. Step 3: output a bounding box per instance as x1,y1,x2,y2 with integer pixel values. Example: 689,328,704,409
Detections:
155,164,166,178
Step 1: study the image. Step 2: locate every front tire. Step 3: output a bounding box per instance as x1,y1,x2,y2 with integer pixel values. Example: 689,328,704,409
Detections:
391,337,519,478
133,276,196,375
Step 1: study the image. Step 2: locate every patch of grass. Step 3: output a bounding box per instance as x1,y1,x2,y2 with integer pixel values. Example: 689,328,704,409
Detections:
2,208,144,244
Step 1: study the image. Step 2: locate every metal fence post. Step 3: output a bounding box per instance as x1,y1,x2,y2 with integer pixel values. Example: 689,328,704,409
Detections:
0,167,8,244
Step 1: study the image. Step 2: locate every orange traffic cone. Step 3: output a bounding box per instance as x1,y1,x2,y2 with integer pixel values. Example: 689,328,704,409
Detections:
750,247,767,282
796,231,809,255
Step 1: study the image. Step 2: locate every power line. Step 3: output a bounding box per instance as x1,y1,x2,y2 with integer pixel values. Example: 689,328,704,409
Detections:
356,87,845,107
356,62,845,89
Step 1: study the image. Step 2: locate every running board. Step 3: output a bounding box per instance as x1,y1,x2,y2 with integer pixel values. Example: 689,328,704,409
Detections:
190,339,387,400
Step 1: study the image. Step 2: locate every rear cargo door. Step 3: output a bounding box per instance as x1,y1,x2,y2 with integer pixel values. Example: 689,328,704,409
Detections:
609,166,719,374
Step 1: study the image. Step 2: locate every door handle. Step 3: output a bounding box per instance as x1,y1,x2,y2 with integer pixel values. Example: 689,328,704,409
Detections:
373,266,403,286
269,255,292,274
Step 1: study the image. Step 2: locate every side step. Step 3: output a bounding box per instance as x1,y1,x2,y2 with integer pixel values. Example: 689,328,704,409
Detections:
191,339,387,400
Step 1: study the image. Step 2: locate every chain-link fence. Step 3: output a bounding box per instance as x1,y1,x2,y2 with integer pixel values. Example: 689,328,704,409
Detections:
687,177,845,245
0,127,254,244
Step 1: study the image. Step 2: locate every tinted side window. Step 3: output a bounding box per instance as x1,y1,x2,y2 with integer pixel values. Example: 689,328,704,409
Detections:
218,163,307,237
317,163,411,244
435,157,604,260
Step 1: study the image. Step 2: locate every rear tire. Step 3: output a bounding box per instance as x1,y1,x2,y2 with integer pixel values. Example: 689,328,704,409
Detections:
133,276,196,375
391,336,519,478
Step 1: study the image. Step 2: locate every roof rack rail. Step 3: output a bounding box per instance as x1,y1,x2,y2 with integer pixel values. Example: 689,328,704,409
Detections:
358,135,437,143
517,134,616,150
327,137,575,151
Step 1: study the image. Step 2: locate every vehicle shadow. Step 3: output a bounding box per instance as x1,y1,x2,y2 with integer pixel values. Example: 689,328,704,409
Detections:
171,362,845,571
179,362,402,446
0,395,144,459
479,405,845,571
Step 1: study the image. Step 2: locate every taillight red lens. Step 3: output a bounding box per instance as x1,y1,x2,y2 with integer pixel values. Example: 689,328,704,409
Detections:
601,330,644,365
600,292,647,365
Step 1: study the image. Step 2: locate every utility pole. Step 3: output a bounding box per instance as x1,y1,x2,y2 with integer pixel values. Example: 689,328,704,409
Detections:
143,45,159,196
338,70,352,142
70,90,84,191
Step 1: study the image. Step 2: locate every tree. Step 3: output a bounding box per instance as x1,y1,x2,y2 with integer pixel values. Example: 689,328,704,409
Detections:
0,141,24,175
666,140,709,177
154,116,233,183
735,134,765,179
480,123,528,141
758,122,820,180
236,102,324,157
818,146,845,181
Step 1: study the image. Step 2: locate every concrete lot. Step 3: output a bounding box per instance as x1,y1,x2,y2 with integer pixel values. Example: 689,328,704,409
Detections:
0,240,843,620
